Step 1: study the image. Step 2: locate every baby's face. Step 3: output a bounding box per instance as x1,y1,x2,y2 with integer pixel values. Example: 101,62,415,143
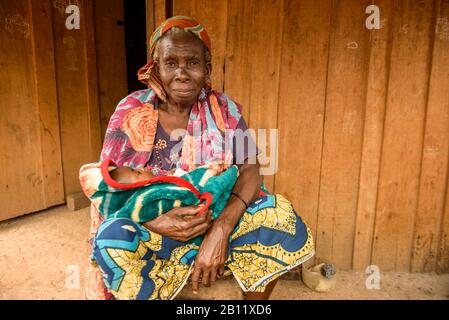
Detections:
136,169,156,181
114,167,155,183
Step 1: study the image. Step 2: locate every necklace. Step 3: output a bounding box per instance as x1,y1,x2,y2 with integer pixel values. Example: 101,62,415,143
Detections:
150,131,184,175
155,138,167,167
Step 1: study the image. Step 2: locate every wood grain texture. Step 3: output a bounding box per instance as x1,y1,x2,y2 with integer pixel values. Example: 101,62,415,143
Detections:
275,0,332,267
352,0,393,271
155,0,166,27
243,0,284,193
84,0,102,162
315,0,371,270
94,0,128,141
29,0,65,209
438,164,449,273
146,0,156,47
223,0,252,122
0,0,64,220
52,0,101,196
146,0,167,52
414,0,449,274
371,0,436,271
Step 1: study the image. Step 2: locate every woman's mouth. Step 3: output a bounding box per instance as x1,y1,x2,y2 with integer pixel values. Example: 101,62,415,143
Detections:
173,89,194,97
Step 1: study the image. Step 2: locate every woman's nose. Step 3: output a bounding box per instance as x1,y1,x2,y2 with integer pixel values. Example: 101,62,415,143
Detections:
174,65,190,82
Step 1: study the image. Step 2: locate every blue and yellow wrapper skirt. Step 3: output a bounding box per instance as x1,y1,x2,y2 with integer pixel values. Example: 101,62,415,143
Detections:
91,193,315,300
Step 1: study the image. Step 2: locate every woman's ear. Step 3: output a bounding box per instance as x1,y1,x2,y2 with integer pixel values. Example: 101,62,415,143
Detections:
205,63,212,80
154,60,160,75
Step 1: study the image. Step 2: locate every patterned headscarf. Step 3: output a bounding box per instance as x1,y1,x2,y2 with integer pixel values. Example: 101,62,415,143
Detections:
137,16,212,102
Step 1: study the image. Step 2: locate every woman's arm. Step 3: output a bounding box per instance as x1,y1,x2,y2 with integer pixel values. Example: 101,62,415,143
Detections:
191,158,261,294
214,159,262,234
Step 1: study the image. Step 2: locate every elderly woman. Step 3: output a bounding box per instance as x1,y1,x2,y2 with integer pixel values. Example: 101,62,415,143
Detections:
82,16,314,300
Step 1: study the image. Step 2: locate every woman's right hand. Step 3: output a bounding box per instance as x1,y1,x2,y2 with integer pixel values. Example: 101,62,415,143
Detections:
142,206,213,242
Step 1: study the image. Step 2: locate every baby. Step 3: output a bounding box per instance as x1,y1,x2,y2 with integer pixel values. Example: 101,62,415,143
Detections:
80,159,239,245
109,162,228,184
109,166,178,184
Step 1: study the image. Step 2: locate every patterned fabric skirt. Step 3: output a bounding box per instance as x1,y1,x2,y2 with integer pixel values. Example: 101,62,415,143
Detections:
90,193,315,300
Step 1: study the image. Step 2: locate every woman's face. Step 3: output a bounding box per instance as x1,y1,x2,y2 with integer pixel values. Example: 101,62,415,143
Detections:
156,32,211,106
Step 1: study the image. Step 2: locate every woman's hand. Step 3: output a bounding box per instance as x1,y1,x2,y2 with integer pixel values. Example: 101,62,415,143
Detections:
191,220,232,294
142,206,213,242
190,159,262,294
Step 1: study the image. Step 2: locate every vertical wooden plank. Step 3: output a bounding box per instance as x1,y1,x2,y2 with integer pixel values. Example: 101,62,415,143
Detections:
173,0,228,92
275,0,332,264
172,0,190,18
147,0,167,59
0,0,42,218
315,0,371,270
438,163,449,273
223,0,252,122
412,0,449,273
94,0,128,141
30,0,65,208
155,0,167,27
243,0,284,193
372,0,436,271
146,0,155,44
84,0,102,160
352,0,393,271
146,0,167,52
52,0,101,196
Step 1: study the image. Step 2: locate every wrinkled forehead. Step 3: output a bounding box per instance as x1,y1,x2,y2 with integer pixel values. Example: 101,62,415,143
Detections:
157,31,208,59
159,37,204,55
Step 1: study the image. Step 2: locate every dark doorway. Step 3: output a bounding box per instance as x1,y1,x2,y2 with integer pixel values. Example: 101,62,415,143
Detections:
123,0,147,93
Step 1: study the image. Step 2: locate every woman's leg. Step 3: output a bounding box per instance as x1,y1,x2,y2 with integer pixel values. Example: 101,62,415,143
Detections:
227,194,314,299
92,218,194,300
244,278,279,300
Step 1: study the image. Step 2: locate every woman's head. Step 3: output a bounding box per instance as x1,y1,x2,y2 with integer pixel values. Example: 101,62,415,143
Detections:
153,28,211,105
137,16,212,104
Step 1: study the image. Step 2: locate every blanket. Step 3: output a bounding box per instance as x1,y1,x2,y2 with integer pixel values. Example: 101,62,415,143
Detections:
80,159,239,245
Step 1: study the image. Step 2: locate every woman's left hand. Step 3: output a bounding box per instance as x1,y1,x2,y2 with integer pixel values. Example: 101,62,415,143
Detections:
191,221,231,294
190,160,261,294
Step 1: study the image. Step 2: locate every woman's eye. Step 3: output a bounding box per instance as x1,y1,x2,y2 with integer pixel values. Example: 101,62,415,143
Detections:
165,61,177,68
189,60,199,67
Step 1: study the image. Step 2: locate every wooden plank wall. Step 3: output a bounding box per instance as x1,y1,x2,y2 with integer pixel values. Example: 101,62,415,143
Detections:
0,0,65,220
159,0,449,273
51,0,126,197
0,0,127,220
51,0,102,196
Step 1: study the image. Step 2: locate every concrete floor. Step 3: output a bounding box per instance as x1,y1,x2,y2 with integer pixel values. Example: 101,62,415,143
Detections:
0,205,448,300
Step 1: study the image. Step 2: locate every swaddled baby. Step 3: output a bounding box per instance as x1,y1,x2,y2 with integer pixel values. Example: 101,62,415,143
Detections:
79,160,239,244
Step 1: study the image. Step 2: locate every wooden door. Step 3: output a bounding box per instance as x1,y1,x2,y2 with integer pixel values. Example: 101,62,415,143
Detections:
0,1,65,221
